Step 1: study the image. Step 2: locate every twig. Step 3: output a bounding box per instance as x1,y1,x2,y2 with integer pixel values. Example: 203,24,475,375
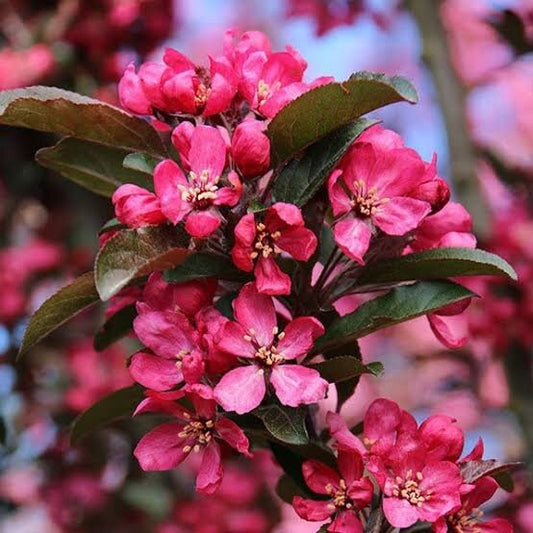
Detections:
406,0,488,237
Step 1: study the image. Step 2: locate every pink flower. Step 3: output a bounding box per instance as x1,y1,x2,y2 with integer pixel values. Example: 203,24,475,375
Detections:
382,438,463,528
213,284,327,414
409,202,477,252
328,127,434,263
161,49,238,116
292,447,373,533
134,385,250,494
118,62,152,114
231,203,317,295
154,125,241,238
433,477,513,533
239,49,307,115
112,184,166,228
231,119,270,178
130,273,217,390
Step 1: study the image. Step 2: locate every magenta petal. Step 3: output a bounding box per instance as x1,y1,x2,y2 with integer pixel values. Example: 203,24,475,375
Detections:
270,365,328,407
233,283,276,346
215,417,251,455
328,169,352,217
154,159,191,224
276,226,317,261
196,441,223,494
129,351,182,391
329,510,363,533
213,365,266,414
337,448,364,484
326,412,367,454
189,125,227,179
292,496,333,521
133,310,194,359
277,317,324,360
216,321,255,358
254,256,291,295
428,313,468,349
134,422,190,471
301,460,340,494
373,197,431,235
383,497,419,528
333,217,372,264
292,496,334,522
185,210,221,238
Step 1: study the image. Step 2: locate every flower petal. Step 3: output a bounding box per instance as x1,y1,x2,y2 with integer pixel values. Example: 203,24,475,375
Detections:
333,217,371,264
214,365,266,414
373,197,430,235
276,226,317,261
189,125,227,179
277,317,324,360
292,496,333,521
134,422,191,471
184,210,221,238
154,159,191,224
270,365,328,407
196,441,223,494
254,256,291,295
301,459,340,495
383,496,419,528
129,351,182,391
233,282,276,346
216,320,256,358
215,417,251,456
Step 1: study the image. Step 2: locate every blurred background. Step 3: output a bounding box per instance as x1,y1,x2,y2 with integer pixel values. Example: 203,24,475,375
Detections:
0,1,532,531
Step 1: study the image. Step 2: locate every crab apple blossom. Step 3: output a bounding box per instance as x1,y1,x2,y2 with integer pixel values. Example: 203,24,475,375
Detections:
433,477,513,533
154,125,241,238
328,125,443,263
112,184,166,228
292,448,373,533
134,385,250,494
232,203,317,295
231,119,271,178
213,283,327,414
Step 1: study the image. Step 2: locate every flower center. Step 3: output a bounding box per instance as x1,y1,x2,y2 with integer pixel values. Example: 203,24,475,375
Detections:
243,326,286,367
194,82,210,108
179,419,215,453
448,507,484,533
249,223,282,260
175,349,190,369
351,179,389,217
326,479,353,510
391,470,432,508
257,79,281,105
178,169,219,209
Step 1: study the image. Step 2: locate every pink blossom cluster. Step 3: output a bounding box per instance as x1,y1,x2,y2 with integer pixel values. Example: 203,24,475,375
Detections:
292,399,513,532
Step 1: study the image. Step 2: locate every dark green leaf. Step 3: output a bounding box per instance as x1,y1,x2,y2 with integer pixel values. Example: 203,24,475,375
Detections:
0,86,166,156
318,225,336,265
460,460,522,484
36,138,152,197
492,471,515,493
314,281,476,353
163,252,247,283
254,404,309,445
99,218,126,234
272,119,378,206
70,385,145,445
215,292,236,320
95,225,190,301
94,304,137,351
123,152,160,175
18,272,99,358
275,474,309,504
355,248,517,289
268,72,418,164
310,356,383,383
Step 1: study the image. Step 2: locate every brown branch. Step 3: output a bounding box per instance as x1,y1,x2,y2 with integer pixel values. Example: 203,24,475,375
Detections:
406,0,488,236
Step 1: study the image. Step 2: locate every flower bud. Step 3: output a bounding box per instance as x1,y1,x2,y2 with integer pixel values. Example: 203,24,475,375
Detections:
231,119,270,178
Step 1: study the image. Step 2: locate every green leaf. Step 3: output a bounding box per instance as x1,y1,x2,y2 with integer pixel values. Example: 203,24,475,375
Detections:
99,218,126,234
93,304,137,351
459,459,522,484
272,119,378,206
268,72,418,164
492,471,515,493
123,152,160,175
163,252,248,283
95,225,190,301
355,248,517,289
214,292,236,320
275,474,310,504
314,281,476,353
254,404,309,445
36,138,152,197
310,356,383,383
70,385,145,445
0,86,166,156
18,272,99,358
